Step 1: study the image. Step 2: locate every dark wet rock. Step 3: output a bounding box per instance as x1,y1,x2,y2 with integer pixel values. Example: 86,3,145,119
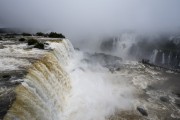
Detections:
172,91,180,98
44,42,49,46
2,75,11,79
75,48,80,51
137,107,148,116
1,74,11,81
176,103,180,108
141,59,150,64
175,99,180,108
160,96,169,102
0,70,26,79
0,44,4,49
0,90,16,119
0,70,26,88
146,85,156,90
0,71,27,119
176,93,180,98
115,67,121,71
19,38,26,42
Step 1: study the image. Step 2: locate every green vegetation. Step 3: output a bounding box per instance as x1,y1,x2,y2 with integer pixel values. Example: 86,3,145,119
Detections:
27,38,45,49
19,38,26,42
27,39,38,45
34,43,44,49
48,32,65,38
35,32,65,38
36,32,44,36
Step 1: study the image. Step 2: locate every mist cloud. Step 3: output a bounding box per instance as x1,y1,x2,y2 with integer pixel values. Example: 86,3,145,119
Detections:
0,0,180,39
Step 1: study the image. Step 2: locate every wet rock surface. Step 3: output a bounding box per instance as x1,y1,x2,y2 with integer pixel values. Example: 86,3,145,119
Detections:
0,90,16,119
160,96,169,102
137,107,148,116
0,71,27,119
175,99,180,108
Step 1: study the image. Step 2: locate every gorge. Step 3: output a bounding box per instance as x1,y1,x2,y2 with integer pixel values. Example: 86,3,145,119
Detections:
0,33,180,120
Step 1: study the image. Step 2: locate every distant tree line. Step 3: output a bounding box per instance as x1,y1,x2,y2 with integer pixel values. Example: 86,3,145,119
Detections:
36,32,65,38
21,32,65,38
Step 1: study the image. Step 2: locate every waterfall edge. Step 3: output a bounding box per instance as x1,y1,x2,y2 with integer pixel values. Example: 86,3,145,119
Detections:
0,38,73,120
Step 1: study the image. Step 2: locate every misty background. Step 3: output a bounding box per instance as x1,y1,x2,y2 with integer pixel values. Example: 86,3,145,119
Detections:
0,0,180,40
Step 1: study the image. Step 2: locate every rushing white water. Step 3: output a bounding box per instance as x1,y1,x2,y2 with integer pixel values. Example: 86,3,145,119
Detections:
4,39,73,120
62,51,135,120
3,39,135,120
113,34,137,60
74,33,137,61
150,49,158,64
2,38,180,120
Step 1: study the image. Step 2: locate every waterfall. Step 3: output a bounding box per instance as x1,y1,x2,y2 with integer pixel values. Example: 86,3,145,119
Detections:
4,39,74,120
151,49,158,64
114,33,136,60
162,53,165,64
2,38,135,120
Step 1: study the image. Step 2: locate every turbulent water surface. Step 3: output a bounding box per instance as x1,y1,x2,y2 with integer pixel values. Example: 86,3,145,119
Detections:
0,35,180,120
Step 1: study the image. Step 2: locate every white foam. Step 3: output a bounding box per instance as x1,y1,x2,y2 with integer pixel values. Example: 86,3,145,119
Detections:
63,51,135,120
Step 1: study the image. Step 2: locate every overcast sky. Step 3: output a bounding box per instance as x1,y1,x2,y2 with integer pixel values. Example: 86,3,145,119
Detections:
0,0,180,39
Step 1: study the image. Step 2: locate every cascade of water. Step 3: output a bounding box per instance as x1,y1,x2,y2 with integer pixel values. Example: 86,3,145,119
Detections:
4,39,74,120
48,39,74,66
114,33,136,60
162,53,165,64
3,39,135,120
151,49,158,64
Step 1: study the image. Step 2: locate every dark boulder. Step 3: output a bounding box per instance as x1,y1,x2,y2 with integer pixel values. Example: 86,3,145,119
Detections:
0,44,4,49
172,91,180,98
175,99,180,108
160,96,169,103
115,67,121,71
137,107,148,116
19,38,26,42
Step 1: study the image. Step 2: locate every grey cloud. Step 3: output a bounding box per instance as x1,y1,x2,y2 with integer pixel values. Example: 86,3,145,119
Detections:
0,0,180,39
